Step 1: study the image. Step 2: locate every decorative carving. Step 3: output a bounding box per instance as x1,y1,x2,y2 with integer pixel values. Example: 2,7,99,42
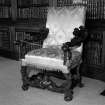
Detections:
20,26,87,101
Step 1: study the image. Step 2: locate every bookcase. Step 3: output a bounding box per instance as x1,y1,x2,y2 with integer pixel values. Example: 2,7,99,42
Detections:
0,0,49,60
83,28,104,66
17,0,48,19
0,0,105,80
0,27,10,49
0,0,12,58
0,0,11,19
82,20,105,81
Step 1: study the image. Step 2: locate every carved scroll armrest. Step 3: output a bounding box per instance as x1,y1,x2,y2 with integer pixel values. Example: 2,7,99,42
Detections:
61,26,88,66
62,42,72,65
72,26,88,47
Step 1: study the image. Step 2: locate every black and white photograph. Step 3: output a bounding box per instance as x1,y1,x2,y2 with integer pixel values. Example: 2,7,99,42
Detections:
0,0,105,105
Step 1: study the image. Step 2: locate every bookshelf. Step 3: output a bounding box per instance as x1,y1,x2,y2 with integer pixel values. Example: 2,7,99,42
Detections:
82,20,105,81
0,0,12,58
0,0,49,60
83,29,103,66
0,0,11,19
17,0,48,20
13,27,48,59
0,27,10,50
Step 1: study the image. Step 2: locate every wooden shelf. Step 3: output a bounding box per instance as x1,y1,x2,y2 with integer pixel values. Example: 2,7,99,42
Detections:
86,19,105,29
16,18,46,24
0,4,11,7
0,18,13,25
17,4,49,8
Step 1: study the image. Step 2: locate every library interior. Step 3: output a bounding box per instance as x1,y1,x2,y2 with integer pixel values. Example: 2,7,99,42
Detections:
0,0,105,103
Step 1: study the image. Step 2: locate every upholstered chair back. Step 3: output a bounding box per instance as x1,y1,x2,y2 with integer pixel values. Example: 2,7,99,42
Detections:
43,6,86,53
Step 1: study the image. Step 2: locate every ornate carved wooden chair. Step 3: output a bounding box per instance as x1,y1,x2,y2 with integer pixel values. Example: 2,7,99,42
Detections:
20,6,87,101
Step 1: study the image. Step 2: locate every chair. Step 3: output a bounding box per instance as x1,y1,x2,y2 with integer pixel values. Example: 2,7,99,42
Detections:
20,6,88,101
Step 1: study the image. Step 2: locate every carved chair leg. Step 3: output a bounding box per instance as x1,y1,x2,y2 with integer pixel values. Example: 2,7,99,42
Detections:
21,66,29,91
76,64,84,88
64,73,73,101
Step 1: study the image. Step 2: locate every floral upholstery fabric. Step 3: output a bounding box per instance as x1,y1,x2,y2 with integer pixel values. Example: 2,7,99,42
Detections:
43,6,86,51
24,46,81,73
26,46,64,60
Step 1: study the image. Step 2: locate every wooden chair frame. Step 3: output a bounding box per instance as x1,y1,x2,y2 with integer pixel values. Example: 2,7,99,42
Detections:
20,26,88,101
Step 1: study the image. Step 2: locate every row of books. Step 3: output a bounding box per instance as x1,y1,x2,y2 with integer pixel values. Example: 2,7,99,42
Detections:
31,0,49,6
89,32,103,42
14,31,42,59
0,7,11,18
14,41,42,59
17,0,105,20
17,6,105,19
0,31,10,49
0,0,11,6
15,32,33,41
83,41,103,65
0,32,3,47
57,0,71,7
17,7,47,19
83,31,103,65
17,0,32,7
15,31,43,46
87,1,105,19
17,0,49,7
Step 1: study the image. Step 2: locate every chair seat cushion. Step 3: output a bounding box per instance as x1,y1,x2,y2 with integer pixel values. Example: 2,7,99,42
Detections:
23,46,81,73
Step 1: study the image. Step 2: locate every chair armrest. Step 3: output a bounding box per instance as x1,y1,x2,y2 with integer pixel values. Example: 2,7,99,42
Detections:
62,43,72,66
61,26,88,66
71,26,88,47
